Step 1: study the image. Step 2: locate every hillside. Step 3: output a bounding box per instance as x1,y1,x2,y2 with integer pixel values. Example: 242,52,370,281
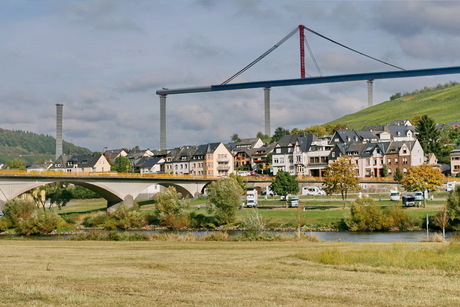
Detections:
327,82,460,129
0,128,92,164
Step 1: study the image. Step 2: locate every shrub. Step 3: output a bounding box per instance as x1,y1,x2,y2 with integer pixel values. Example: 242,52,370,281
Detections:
241,210,266,237
109,205,145,230
82,213,109,228
345,197,386,231
16,210,64,235
189,212,217,229
345,197,416,231
383,205,413,231
4,198,36,228
0,217,11,231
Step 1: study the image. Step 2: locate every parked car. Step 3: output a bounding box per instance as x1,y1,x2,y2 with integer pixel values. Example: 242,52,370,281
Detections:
402,193,416,207
237,171,250,176
414,191,424,201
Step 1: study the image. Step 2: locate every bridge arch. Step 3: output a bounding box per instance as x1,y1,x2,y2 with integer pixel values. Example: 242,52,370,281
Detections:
2,179,125,209
0,175,213,210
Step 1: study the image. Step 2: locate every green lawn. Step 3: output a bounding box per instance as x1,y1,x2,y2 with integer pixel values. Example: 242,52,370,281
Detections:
56,196,442,230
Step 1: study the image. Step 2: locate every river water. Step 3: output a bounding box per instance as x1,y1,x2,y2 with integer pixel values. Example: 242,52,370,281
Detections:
0,230,449,242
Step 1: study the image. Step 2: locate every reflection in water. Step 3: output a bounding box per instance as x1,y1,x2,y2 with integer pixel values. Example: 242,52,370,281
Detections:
0,230,449,242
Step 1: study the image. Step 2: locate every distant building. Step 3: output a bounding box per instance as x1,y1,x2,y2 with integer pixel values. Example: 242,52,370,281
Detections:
450,146,460,176
50,154,111,173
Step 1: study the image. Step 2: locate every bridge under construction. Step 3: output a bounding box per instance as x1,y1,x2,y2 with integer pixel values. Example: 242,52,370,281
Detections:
156,25,460,150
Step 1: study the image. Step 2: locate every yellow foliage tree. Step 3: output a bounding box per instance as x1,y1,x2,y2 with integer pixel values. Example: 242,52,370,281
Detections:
322,155,361,208
400,164,444,206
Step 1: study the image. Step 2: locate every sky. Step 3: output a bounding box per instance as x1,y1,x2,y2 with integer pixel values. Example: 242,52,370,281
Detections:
2,0,460,152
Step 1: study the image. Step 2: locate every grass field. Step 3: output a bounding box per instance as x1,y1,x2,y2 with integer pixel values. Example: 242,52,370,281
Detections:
0,240,459,306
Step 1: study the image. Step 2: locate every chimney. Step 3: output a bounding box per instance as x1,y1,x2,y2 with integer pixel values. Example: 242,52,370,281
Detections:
55,104,63,160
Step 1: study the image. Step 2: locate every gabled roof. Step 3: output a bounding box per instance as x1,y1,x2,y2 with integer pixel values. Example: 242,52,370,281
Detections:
331,130,362,144
360,142,388,157
386,141,416,154
67,154,105,168
386,125,415,138
135,156,162,168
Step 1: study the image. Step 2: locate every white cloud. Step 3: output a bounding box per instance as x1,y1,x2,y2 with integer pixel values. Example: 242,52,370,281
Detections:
1,0,459,151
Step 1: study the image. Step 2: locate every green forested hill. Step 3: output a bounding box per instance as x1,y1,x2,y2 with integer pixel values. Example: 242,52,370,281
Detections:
0,128,92,164
327,82,460,129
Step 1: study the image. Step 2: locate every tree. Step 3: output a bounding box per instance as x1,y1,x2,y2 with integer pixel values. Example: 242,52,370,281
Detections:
415,115,441,156
400,164,444,207
229,173,246,191
410,115,423,127
270,171,299,203
111,156,132,173
271,127,290,142
400,164,444,191
47,184,73,210
207,177,244,224
303,125,328,137
393,167,403,182
447,185,460,229
256,131,271,143
434,205,449,239
3,159,25,170
153,186,190,229
231,133,241,143
27,183,72,211
322,156,361,208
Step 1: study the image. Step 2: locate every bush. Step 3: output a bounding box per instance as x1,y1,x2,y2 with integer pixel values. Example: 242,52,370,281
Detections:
154,186,191,229
109,205,145,230
189,212,217,229
345,197,415,231
241,210,266,237
82,213,109,228
0,217,11,231
16,210,64,235
4,198,36,228
383,205,413,231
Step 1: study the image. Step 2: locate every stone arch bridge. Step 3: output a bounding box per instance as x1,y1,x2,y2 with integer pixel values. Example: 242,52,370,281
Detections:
0,174,213,210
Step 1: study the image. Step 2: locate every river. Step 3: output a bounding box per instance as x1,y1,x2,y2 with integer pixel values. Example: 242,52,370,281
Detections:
0,230,450,242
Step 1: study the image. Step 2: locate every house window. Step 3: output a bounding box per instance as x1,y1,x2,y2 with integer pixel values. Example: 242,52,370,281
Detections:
388,159,391,165
276,148,281,153
332,152,335,158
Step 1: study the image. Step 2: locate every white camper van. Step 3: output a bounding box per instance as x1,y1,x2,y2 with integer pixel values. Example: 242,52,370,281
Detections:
302,186,326,196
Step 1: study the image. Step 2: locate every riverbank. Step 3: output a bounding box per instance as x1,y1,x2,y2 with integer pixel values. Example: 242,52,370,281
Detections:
0,240,459,306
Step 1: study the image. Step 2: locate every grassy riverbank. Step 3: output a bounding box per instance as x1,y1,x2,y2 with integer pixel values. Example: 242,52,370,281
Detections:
57,197,443,231
0,240,459,306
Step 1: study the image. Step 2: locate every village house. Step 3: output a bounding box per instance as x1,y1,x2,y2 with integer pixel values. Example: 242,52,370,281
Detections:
450,145,460,176
49,154,111,173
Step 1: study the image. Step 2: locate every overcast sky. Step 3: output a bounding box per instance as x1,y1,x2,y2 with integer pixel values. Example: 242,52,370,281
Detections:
2,0,460,151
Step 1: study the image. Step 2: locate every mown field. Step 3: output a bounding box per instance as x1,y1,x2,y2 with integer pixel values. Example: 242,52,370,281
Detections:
0,240,459,306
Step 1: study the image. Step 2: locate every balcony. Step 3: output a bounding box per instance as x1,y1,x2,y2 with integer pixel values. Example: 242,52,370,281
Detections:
217,165,230,170
217,157,230,162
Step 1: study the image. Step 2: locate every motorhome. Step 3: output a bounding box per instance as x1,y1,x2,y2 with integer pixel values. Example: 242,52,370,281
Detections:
302,186,326,196
288,195,299,208
246,189,258,208
447,181,460,192
389,190,400,201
